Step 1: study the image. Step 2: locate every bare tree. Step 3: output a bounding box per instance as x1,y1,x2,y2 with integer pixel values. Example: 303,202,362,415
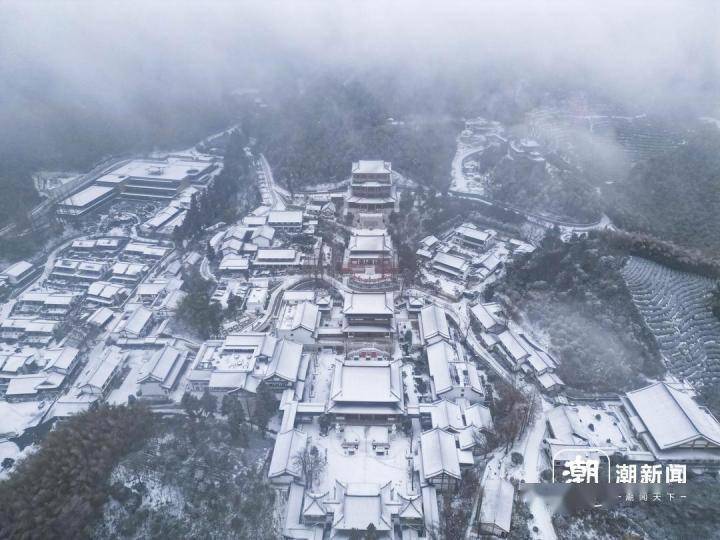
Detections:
292,445,326,490
493,382,535,452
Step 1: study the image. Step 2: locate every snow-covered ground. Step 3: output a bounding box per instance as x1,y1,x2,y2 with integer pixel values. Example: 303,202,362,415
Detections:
450,142,486,195
519,399,558,540
107,349,155,405
303,422,416,495
567,404,628,448
0,440,35,480
304,349,339,403
401,364,420,406
0,400,46,438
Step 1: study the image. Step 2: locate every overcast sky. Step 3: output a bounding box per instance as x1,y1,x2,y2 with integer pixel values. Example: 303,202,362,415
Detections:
0,0,717,134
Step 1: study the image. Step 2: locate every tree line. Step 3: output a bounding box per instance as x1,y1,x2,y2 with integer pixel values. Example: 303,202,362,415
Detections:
173,129,258,245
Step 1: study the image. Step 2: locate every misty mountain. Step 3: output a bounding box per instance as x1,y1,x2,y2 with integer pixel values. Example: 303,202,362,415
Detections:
608,123,720,253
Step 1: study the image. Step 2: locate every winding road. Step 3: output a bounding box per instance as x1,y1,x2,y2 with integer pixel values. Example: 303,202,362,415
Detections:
257,153,287,210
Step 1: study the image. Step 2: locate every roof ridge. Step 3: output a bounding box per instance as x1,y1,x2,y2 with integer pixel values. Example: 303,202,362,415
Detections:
664,383,720,445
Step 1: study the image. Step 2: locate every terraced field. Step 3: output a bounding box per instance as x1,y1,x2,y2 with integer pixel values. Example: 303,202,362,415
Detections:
621,256,720,383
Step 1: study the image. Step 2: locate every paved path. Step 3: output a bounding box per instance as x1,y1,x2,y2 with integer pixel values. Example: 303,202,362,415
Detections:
518,397,558,540
258,153,287,210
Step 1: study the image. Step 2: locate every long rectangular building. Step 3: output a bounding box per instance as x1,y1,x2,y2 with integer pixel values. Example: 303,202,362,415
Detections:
57,185,116,218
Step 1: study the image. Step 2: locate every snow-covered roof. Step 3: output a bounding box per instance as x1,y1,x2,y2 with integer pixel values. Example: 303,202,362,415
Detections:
53,259,79,270
1,319,57,335
222,332,277,357
219,254,250,271
81,348,124,394
77,261,106,273
333,482,393,532
465,363,484,394
251,224,275,241
268,210,303,225
0,352,33,373
546,407,578,444
330,360,402,404
266,340,304,383
71,239,96,249
2,260,34,279
497,331,529,361
470,303,504,331
456,427,479,450
122,307,153,336
95,237,122,248
398,493,423,521
348,232,392,254
537,371,564,390
139,345,186,388
525,349,555,374
419,305,450,343
479,478,514,533
429,400,465,431
5,374,51,397
416,248,433,259
420,429,461,480
144,205,184,229
426,340,457,395
87,281,125,299
208,371,249,390
268,429,308,479
464,403,493,431
432,252,469,273
278,301,319,333
352,160,391,175
625,382,720,450
420,235,439,248
242,215,268,227
302,490,329,520
17,291,76,307
456,225,491,243
283,483,324,539
111,262,147,277
124,242,169,258
59,185,114,207
108,157,214,182
137,281,167,297
256,248,298,261
43,347,79,373
478,252,502,272
342,292,394,316
87,307,114,327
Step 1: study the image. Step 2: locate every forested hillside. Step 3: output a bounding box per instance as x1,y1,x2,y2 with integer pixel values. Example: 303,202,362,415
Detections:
247,75,460,190
0,165,39,227
486,157,602,222
0,404,154,539
607,124,720,253
493,231,664,392
94,413,277,539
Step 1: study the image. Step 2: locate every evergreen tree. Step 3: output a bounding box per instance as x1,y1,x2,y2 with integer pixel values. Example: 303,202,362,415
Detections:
0,404,153,539
200,389,217,417
252,383,279,436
